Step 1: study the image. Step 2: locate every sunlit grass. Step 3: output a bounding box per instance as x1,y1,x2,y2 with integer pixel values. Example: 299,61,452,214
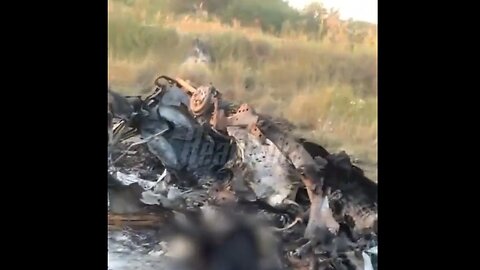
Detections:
107,0,377,179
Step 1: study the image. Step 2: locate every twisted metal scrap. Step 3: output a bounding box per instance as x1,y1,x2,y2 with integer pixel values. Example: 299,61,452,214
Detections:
177,79,336,238
108,78,377,270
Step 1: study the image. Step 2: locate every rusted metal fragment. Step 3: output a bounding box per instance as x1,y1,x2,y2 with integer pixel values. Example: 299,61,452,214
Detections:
209,97,228,131
257,118,323,170
226,103,259,127
255,117,327,204
304,193,339,239
108,212,170,229
190,85,213,116
299,174,317,205
225,102,334,238
248,123,267,145
175,77,197,95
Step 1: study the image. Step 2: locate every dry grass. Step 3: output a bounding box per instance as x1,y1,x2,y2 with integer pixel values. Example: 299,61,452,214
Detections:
108,0,377,179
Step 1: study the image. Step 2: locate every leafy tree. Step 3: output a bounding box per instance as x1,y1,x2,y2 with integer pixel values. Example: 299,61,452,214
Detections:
301,2,328,40
152,0,375,42
217,0,300,33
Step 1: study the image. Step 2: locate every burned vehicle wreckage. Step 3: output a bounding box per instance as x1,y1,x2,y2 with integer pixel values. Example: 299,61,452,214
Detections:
108,76,378,270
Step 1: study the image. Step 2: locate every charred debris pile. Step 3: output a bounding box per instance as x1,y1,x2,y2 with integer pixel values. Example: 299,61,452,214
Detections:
108,76,377,270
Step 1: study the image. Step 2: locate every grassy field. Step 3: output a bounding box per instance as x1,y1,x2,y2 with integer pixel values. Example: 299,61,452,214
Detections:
108,0,378,180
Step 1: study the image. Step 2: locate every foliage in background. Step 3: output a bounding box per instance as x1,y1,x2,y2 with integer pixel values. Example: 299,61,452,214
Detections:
108,0,378,179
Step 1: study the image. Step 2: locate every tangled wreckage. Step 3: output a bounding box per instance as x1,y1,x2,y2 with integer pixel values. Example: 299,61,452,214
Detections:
108,76,378,270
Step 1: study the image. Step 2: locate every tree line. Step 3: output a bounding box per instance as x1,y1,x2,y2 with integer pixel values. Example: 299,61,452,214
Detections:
115,0,376,45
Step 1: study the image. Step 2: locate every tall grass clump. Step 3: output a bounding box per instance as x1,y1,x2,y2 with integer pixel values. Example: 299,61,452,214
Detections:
108,0,377,180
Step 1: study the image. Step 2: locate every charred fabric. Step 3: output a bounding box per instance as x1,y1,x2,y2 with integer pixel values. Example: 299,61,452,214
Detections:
108,75,378,270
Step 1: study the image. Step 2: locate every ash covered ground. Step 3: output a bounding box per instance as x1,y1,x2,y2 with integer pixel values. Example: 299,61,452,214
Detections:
108,139,377,270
